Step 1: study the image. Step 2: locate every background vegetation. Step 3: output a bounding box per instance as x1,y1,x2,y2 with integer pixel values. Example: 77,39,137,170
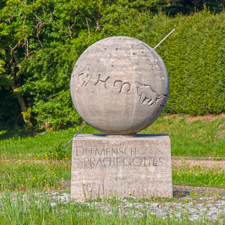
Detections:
0,0,225,131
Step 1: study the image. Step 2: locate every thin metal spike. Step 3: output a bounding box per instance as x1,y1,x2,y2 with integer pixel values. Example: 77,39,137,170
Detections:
154,29,175,50
62,123,87,150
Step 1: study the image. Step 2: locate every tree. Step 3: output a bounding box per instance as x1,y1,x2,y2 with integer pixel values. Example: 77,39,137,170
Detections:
0,0,106,128
155,0,225,15
1,0,225,130
0,0,156,129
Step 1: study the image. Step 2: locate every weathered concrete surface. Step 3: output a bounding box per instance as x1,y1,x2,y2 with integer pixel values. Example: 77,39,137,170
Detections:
71,134,172,201
70,36,169,134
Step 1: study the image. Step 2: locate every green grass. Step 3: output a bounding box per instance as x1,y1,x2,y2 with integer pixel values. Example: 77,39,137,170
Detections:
141,114,225,158
0,114,225,224
0,113,225,192
1,159,225,192
0,124,101,159
1,114,225,159
0,192,223,225
173,163,225,188
0,160,70,192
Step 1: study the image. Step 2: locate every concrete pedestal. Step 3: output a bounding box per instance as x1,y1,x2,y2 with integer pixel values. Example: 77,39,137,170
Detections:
71,134,172,201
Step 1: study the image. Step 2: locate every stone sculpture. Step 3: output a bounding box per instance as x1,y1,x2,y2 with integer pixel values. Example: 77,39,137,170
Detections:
70,36,169,134
70,36,172,200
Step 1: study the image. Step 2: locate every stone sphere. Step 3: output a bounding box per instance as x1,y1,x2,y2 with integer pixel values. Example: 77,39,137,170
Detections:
70,36,169,134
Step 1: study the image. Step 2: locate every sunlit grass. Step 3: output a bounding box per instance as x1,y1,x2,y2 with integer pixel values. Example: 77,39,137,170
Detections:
1,114,225,159
140,114,225,158
0,125,101,159
0,159,225,192
0,192,223,225
173,163,225,188
0,160,70,192
0,116,224,224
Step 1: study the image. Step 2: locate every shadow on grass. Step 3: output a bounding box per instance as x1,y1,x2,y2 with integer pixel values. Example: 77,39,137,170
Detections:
0,126,36,141
0,123,98,141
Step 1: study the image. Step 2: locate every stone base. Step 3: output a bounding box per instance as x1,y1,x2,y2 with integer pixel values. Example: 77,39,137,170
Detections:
71,134,172,201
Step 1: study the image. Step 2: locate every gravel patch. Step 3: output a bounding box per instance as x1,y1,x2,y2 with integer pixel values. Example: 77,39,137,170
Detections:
5,191,224,223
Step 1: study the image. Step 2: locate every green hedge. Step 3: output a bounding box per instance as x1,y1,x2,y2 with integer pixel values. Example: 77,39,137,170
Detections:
156,10,225,115
104,9,225,115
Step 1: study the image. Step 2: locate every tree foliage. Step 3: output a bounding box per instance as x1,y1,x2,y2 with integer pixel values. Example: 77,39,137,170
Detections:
155,0,225,15
0,0,225,130
0,0,156,129
0,0,106,128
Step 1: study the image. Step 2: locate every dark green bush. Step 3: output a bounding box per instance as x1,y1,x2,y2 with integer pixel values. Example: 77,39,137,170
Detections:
103,8,225,115
152,10,225,115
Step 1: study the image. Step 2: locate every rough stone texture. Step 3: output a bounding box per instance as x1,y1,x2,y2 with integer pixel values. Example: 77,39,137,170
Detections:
70,36,169,134
71,134,172,201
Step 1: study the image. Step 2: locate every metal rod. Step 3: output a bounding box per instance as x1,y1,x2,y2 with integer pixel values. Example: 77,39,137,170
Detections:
62,123,87,150
154,29,175,50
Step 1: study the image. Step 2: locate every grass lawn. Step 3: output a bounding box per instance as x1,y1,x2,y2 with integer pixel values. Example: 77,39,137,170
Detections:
0,114,225,159
0,160,70,192
1,191,221,225
1,159,225,192
0,114,225,224
0,113,225,190
141,114,225,158
173,163,225,188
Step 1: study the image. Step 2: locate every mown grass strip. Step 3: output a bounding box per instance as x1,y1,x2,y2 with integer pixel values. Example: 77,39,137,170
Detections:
0,125,101,160
1,114,225,159
141,114,225,158
1,160,225,192
0,161,70,192
173,164,225,188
